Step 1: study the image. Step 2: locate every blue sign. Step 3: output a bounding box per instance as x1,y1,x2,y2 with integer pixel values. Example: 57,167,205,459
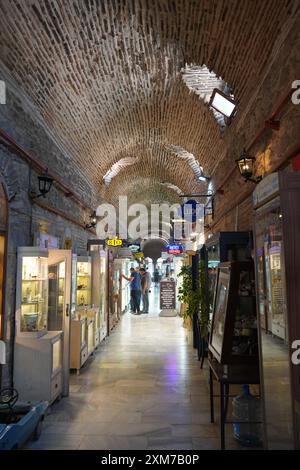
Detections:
166,244,183,254
180,199,202,223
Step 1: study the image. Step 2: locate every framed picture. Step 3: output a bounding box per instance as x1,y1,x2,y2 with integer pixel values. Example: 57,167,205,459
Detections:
209,260,258,364
209,266,231,361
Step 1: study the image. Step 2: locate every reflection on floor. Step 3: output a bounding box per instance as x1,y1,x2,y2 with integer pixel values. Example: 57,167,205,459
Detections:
26,289,241,450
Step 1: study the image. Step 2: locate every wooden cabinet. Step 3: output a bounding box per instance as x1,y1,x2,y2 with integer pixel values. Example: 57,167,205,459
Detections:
14,331,63,403
70,318,88,374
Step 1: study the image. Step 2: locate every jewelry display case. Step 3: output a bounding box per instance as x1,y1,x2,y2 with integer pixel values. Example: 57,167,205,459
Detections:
16,248,48,337
90,247,107,343
206,232,252,319
209,260,258,365
14,248,72,400
76,256,92,308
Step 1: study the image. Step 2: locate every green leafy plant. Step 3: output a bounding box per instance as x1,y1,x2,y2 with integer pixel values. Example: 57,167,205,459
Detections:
177,265,200,319
198,260,210,340
177,262,210,340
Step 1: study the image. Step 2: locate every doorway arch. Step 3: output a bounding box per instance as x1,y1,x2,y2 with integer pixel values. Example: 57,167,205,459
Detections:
0,178,8,339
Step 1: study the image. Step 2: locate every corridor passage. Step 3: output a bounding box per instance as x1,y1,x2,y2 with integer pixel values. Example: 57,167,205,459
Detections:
26,291,223,450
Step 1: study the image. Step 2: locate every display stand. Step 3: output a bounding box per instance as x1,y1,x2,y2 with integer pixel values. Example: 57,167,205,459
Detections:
159,280,177,317
208,260,261,448
208,358,260,450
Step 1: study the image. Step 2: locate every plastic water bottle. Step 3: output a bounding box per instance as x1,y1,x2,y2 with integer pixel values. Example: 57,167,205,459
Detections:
232,384,262,447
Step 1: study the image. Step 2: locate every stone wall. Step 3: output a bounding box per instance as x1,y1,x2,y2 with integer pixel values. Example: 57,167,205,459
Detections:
0,78,101,387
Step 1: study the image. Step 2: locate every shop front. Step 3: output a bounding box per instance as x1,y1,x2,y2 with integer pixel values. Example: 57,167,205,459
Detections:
253,169,300,449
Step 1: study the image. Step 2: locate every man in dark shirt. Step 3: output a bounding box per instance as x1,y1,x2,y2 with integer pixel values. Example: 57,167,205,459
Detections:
140,268,151,313
122,267,141,314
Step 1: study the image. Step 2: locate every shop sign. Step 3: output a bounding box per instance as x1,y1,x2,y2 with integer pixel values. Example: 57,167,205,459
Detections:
253,172,279,207
292,154,300,172
179,199,201,223
39,233,59,249
106,238,123,247
118,247,132,257
128,244,140,253
166,244,183,255
160,280,176,310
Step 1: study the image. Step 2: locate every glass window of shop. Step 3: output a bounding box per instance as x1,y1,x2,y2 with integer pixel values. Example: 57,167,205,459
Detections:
254,196,293,449
0,182,8,338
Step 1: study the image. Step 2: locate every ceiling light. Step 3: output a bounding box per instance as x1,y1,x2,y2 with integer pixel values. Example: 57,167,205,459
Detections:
209,88,236,119
198,175,211,182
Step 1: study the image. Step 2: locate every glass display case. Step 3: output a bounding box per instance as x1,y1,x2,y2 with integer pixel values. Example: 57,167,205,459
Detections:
209,260,258,365
71,254,77,317
48,260,66,331
253,170,300,449
90,247,107,335
206,232,252,319
17,249,49,336
76,257,92,308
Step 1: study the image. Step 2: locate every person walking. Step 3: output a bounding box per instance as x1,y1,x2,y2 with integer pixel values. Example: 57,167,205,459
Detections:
154,268,159,287
140,268,152,313
121,267,141,315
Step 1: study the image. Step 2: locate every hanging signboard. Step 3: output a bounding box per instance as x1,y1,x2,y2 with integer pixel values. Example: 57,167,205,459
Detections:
166,244,183,255
128,244,140,253
106,238,123,247
253,172,279,208
179,200,204,223
160,280,176,310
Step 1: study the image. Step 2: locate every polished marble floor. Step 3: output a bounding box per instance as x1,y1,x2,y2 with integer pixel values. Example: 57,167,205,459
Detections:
26,289,241,450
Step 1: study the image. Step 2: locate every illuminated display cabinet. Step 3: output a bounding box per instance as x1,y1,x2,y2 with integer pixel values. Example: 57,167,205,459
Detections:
91,248,108,343
16,249,48,337
205,232,252,319
76,256,92,308
14,247,75,402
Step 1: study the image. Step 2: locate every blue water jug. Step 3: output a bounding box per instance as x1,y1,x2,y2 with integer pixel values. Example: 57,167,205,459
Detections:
232,384,262,447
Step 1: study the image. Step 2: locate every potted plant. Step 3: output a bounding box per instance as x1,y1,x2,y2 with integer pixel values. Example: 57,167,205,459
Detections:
177,261,210,350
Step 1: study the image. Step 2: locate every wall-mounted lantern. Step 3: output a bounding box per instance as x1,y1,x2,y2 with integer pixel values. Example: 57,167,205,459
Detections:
236,149,262,184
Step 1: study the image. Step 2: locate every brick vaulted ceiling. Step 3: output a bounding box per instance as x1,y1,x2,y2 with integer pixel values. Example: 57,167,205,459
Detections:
0,0,299,205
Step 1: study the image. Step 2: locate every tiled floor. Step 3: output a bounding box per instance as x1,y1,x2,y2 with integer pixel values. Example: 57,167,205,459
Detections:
26,290,243,450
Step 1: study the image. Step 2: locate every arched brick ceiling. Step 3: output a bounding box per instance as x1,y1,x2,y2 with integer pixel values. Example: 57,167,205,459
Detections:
0,0,299,205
